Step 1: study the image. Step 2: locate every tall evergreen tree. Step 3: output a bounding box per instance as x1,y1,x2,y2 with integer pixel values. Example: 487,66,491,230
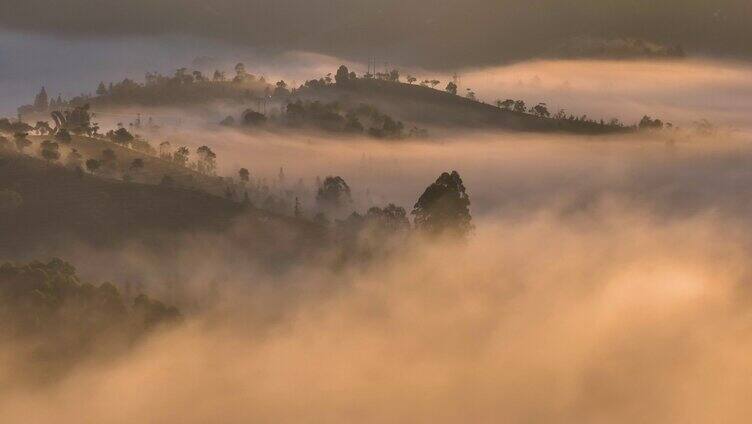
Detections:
33,87,48,111
412,171,473,236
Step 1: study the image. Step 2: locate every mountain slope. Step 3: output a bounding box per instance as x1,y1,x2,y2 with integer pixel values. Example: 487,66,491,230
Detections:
296,79,629,134
0,150,240,252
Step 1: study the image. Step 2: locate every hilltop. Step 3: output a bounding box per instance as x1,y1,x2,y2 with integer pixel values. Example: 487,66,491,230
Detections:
18,64,636,136
293,76,631,134
17,65,271,121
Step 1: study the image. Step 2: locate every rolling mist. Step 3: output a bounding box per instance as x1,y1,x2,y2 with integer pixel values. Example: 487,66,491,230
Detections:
3,5,752,422
6,134,752,422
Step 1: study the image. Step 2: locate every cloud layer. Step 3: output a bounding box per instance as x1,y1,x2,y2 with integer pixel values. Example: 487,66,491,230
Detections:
1,0,750,68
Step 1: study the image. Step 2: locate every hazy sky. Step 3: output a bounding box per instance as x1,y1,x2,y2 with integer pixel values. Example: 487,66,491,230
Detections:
0,30,353,116
1,0,749,68
1,1,750,116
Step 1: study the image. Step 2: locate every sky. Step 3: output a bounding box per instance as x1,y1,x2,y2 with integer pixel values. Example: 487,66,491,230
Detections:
1,0,750,68
1,0,750,116
0,30,356,116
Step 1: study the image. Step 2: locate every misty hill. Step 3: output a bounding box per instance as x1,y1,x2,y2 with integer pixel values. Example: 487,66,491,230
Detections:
20,65,632,135
0,144,328,273
37,133,301,216
0,149,241,252
551,37,686,60
35,134,232,198
235,99,426,140
18,66,271,119
85,73,270,108
16,64,638,135
294,77,630,134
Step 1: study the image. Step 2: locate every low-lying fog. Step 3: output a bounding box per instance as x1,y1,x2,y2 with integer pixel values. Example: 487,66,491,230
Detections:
7,175,752,422
461,58,752,131
4,53,752,422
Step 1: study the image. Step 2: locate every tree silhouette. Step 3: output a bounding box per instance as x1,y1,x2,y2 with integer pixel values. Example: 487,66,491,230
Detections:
242,110,267,126
34,87,48,111
96,82,107,96
366,203,410,232
497,99,515,110
108,127,134,146
532,103,550,117
0,259,180,363
335,65,350,84
196,145,217,175
173,146,190,166
85,159,101,174
274,80,290,97
158,141,172,159
445,81,458,95
412,171,473,236
513,100,527,113
192,70,206,82
238,168,250,183
345,113,364,133
40,140,60,163
316,176,352,211
234,63,247,82
639,115,664,130
50,104,98,136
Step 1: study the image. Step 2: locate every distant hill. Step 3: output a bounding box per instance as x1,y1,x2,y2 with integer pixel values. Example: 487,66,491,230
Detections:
84,79,270,109
18,68,272,121
550,37,686,60
295,79,630,135
20,66,632,135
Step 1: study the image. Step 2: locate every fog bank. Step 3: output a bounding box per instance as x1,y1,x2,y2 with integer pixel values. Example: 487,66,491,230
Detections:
4,210,752,422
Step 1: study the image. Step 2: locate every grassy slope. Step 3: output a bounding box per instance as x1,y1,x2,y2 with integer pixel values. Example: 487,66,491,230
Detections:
33,134,229,197
0,149,240,252
296,79,630,134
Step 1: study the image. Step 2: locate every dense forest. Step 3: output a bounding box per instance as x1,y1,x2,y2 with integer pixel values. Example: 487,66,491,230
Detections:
0,258,180,380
